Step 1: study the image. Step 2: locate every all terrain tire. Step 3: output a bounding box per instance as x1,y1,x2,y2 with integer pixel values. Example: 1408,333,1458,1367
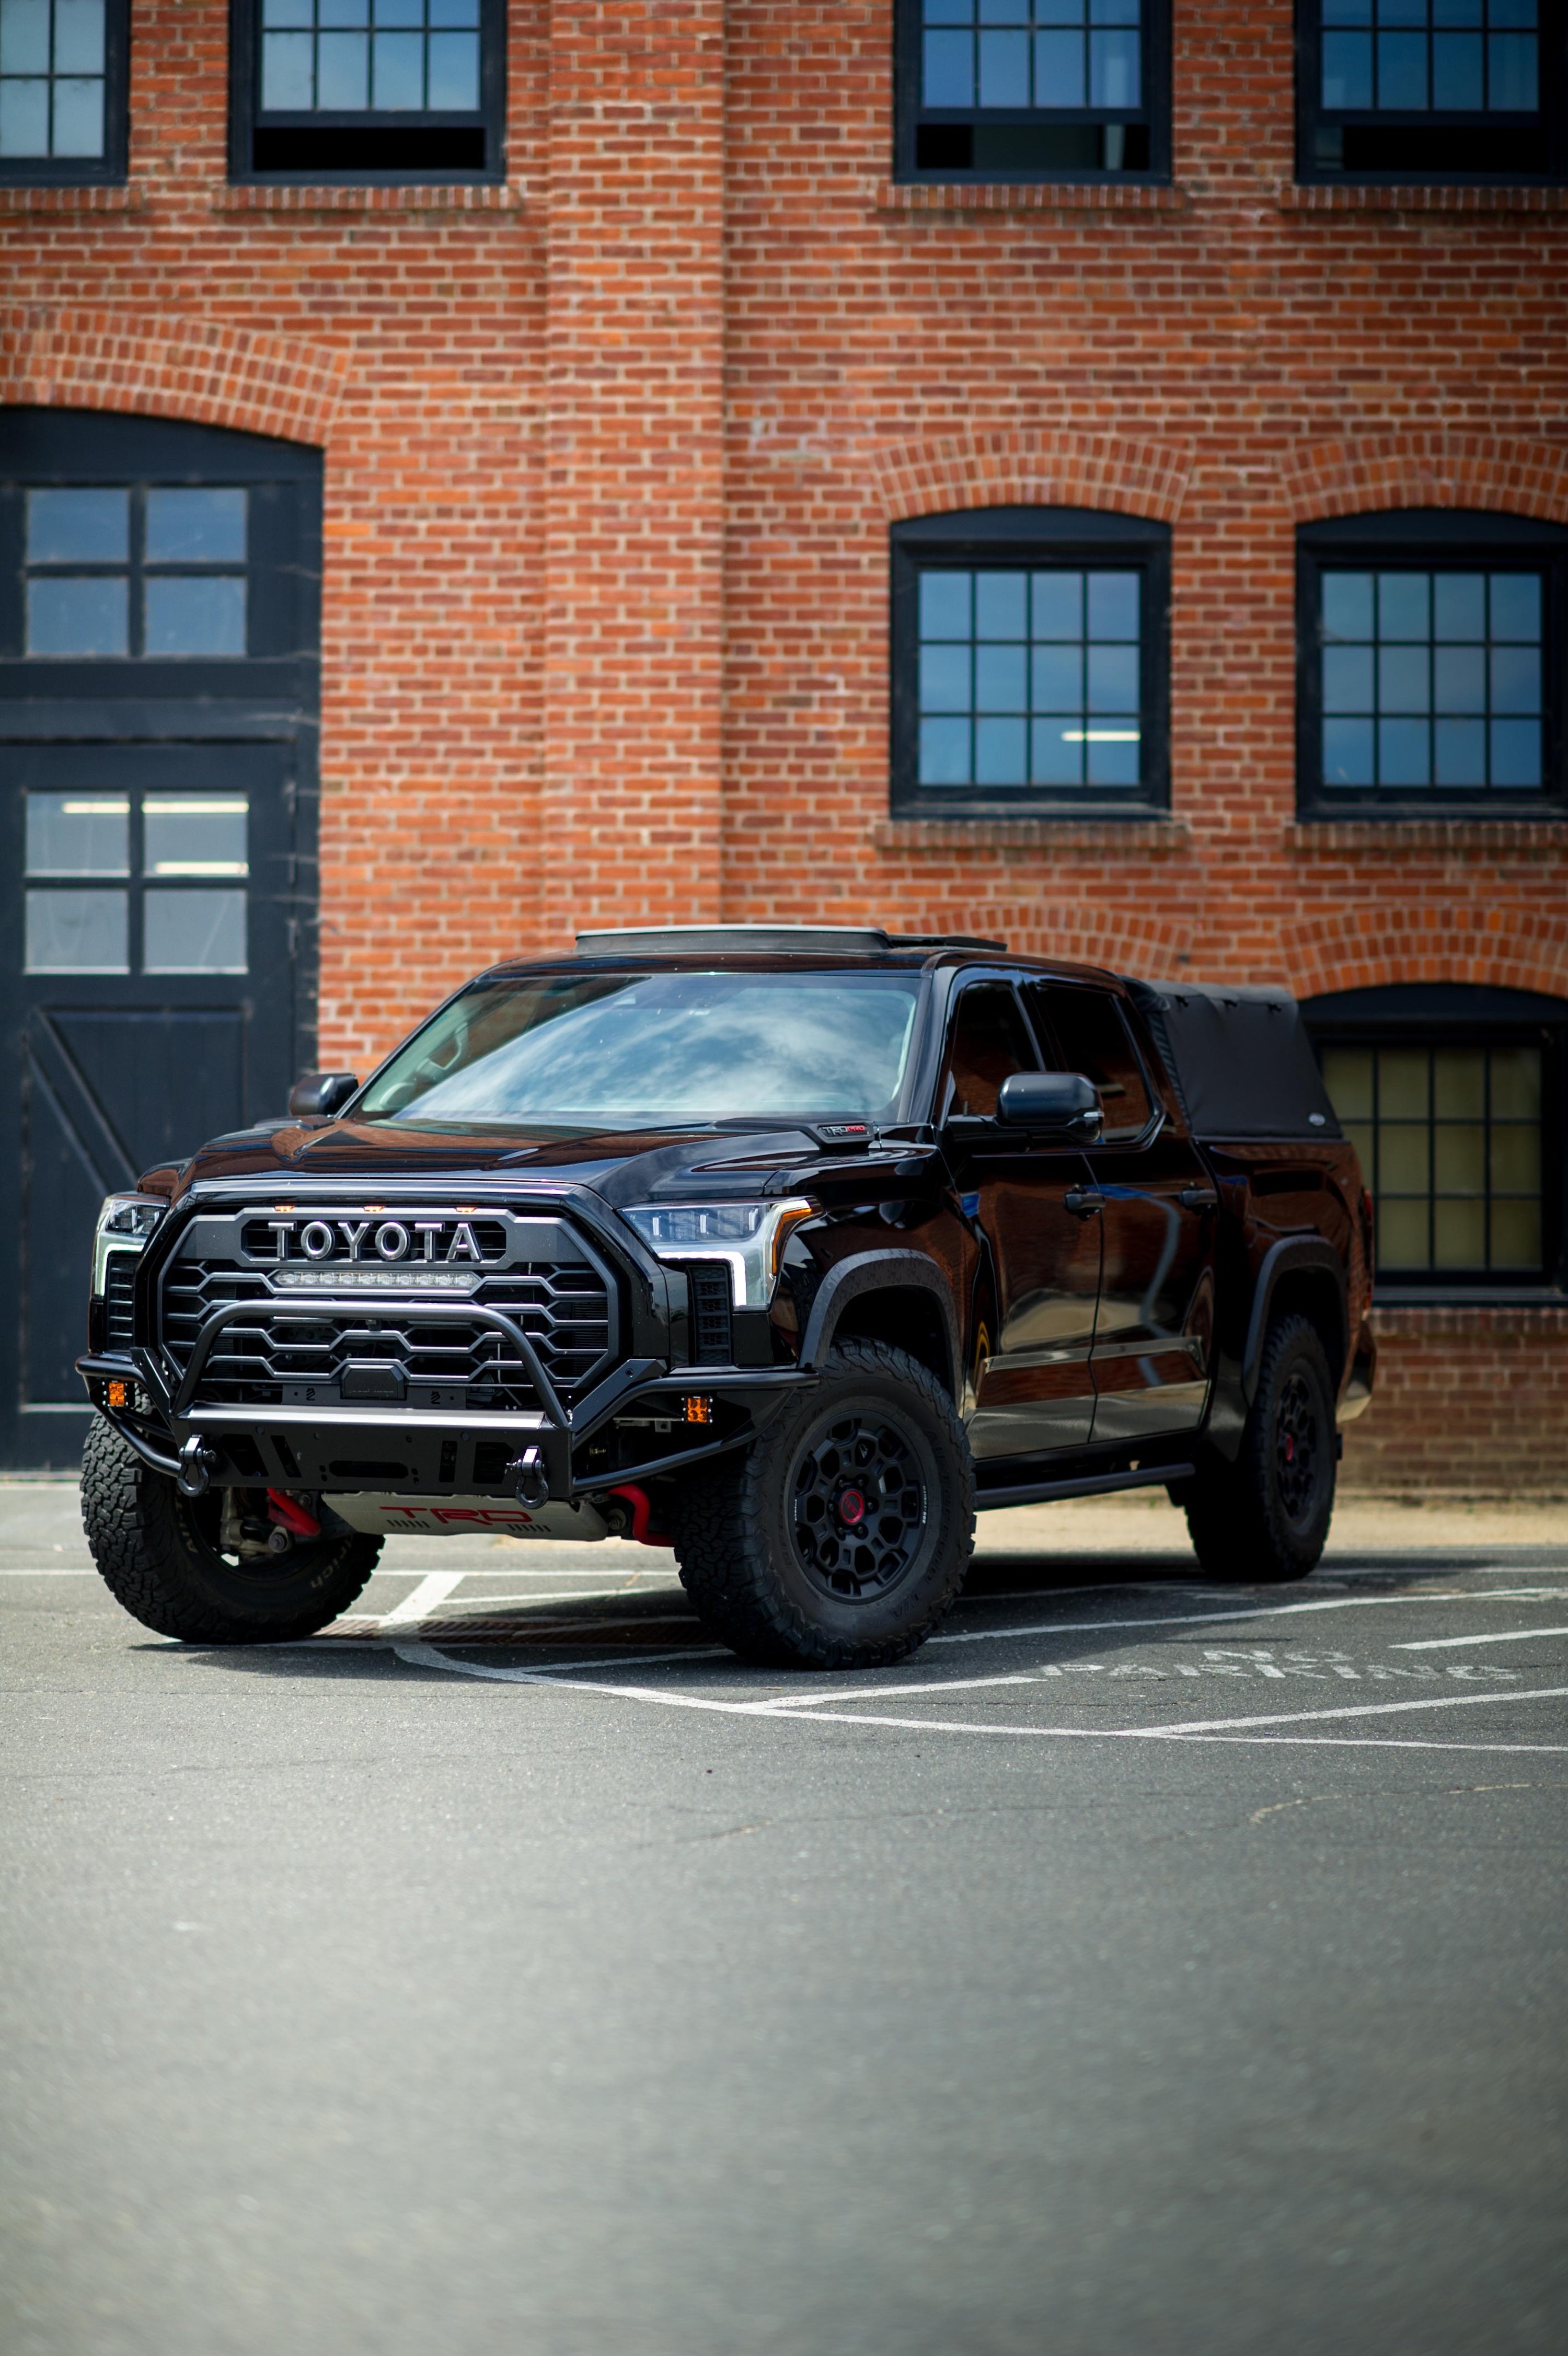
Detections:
80,1418,382,1643
671,1337,975,1669
1178,1312,1337,1584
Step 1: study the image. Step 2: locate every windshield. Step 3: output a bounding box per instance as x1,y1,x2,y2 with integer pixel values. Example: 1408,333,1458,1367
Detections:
356,971,926,1129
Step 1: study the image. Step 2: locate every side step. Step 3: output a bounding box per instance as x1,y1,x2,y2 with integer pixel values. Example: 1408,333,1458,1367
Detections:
976,1462,1196,1512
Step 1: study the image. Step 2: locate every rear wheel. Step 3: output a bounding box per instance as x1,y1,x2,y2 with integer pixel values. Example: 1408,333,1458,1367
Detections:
81,1418,381,1643
672,1338,974,1669
1179,1313,1337,1584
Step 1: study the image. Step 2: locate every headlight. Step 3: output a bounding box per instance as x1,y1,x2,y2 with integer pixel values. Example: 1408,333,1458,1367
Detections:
619,1198,816,1309
91,1194,166,1297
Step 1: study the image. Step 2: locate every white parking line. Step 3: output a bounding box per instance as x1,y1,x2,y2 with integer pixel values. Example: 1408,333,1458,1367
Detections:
1393,1626,1568,1650
379,1572,465,1625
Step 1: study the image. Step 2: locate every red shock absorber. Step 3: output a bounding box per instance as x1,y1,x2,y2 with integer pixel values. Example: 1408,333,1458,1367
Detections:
607,1485,671,1547
267,1489,321,1540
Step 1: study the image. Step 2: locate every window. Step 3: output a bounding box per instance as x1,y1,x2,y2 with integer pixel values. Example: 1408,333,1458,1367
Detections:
20,487,248,658
25,787,250,974
1024,982,1153,1140
1297,0,1566,182
1307,985,1567,1293
895,0,1169,180
0,0,127,182
230,0,504,180
892,509,1170,818
938,982,1039,1119
1297,512,1566,815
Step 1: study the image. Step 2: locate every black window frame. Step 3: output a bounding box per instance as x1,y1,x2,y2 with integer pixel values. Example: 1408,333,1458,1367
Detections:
1295,0,1568,185
1296,510,1568,821
891,506,1171,823
893,0,1171,184
228,0,506,184
1305,984,1567,1300
0,0,129,187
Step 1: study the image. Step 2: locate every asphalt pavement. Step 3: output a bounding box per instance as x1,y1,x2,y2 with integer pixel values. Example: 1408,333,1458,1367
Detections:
2,1480,1565,2356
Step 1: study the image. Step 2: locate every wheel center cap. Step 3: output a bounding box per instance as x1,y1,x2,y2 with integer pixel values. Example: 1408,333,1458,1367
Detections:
837,1487,867,1527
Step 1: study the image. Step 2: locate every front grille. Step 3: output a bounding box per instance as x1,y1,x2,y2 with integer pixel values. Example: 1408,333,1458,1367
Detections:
103,1252,138,1349
159,1214,615,1413
683,1263,734,1367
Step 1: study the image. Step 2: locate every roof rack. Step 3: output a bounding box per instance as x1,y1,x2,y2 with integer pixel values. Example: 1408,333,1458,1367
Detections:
572,924,1008,957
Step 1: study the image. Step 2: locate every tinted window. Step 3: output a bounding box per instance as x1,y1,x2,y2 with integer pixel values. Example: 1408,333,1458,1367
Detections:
1025,983,1151,1140
939,981,1038,1118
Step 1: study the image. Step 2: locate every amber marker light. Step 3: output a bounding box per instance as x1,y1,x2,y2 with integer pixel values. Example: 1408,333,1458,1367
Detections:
683,1395,714,1426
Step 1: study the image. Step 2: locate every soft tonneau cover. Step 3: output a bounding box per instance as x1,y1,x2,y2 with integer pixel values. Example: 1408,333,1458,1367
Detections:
1124,978,1342,1141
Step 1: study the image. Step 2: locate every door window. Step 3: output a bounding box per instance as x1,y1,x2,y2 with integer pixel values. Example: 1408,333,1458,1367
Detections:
939,981,1038,1118
1025,983,1152,1141
25,789,249,975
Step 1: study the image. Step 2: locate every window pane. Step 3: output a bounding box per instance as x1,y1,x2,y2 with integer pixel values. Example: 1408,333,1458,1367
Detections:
1378,645,1429,711
924,29,974,105
1490,718,1541,786
142,889,248,975
1321,1046,1374,1121
1033,29,1085,105
979,0,1029,20
1322,30,1373,107
263,0,314,23
1380,1123,1429,1190
1,0,50,70
1087,571,1138,638
145,488,247,563
426,29,478,109
920,572,971,639
428,0,478,19
1434,719,1486,784
920,718,971,785
1377,573,1429,640
1433,645,1485,713
1089,0,1142,22
1489,1200,1541,1268
1490,1045,1540,1118
25,887,128,974
53,0,105,71
1085,730,1140,786
975,643,1027,709
1433,1198,1486,1268
26,791,128,876
1322,572,1373,641
1489,572,1540,640
1377,29,1427,106
1434,1046,1484,1117
142,797,249,879
375,0,425,23
1031,572,1082,637
923,0,975,21
1032,644,1081,706
1089,26,1139,107
1379,1048,1428,1118
1323,645,1375,711
26,486,127,563
1433,572,1485,640
1490,644,1540,714
1322,717,1375,785
144,576,247,657
1490,1124,1539,1192
1086,642,1138,710
920,644,971,712
1377,0,1427,25
1378,718,1430,784
1031,719,1081,783
1488,31,1537,109
0,75,50,153
373,27,425,107
1432,30,1482,106
261,29,314,106
977,27,1029,104
50,74,101,153
319,0,369,22
27,575,128,656
975,571,1027,639
1377,1199,1429,1268
316,30,369,107
975,717,1028,783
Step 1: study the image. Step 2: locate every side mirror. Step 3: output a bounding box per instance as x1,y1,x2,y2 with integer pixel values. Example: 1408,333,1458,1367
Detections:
289,1071,360,1119
996,1071,1103,1140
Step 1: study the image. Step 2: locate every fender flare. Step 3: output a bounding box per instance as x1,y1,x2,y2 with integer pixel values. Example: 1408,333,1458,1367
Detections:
798,1251,963,1398
1241,1235,1350,1407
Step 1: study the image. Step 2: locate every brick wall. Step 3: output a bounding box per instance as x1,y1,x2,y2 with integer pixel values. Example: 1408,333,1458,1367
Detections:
1344,1309,1568,1494
4,0,1566,1483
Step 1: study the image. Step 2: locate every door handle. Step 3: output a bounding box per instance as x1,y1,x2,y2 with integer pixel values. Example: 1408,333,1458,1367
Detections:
1179,1186,1218,1211
1063,1188,1104,1218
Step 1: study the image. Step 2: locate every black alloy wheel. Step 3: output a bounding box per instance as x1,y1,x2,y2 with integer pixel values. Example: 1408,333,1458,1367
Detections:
1273,1368,1321,1526
790,1405,936,1602
1178,1312,1338,1584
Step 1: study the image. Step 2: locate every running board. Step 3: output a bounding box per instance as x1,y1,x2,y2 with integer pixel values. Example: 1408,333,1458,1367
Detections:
976,1463,1195,1511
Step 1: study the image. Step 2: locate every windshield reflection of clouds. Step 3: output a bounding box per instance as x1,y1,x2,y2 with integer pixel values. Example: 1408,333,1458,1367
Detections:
382,977,921,1126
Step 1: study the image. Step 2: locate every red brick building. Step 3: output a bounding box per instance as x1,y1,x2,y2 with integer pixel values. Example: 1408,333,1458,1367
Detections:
3,1,1566,1482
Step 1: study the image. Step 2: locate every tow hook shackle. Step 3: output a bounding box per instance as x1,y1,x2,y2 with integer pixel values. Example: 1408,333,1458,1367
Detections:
507,1446,549,1508
176,1436,219,1499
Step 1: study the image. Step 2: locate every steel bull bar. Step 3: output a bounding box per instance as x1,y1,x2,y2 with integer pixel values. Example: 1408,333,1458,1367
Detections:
79,1294,815,1503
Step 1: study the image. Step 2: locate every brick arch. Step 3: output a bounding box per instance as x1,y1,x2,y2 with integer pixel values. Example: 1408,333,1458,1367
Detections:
1283,431,1568,529
877,892,1193,976
0,309,349,448
869,429,1191,527
1281,905,1568,1002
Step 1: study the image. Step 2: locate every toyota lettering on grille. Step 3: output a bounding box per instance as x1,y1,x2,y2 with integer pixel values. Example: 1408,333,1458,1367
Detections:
250,1215,499,1292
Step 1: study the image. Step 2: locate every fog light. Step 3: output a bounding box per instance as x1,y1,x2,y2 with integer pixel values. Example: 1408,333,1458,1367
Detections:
684,1394,713,1425
107,1379,129,1408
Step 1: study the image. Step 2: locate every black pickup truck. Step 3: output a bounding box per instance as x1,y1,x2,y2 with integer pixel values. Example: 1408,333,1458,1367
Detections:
77,927,1376,1668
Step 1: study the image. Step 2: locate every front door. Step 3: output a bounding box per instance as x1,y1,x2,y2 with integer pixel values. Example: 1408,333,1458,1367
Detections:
1025,979,1215,1441
939,979,1103,1459
1,741,301,1464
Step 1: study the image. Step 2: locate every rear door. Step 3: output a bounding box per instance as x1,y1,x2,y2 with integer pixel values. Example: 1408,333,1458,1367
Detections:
1024,980,1216,1442
939,978,1102,1458
1,741,299,1461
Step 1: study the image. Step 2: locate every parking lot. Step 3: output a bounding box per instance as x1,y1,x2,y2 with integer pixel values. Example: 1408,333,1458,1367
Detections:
3,1481,1565,2355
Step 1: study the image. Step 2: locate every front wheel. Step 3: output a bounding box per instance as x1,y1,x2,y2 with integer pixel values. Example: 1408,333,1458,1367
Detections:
1178,1312,1338,1584
672,1338,975,1669
81,1419,381,1643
